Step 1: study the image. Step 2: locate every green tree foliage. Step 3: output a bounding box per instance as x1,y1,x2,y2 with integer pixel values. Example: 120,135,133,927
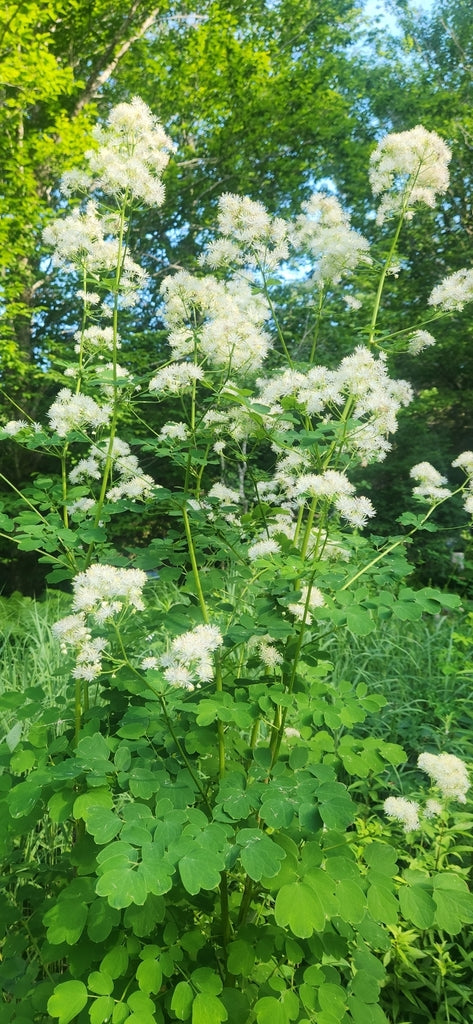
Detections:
1,2,175,399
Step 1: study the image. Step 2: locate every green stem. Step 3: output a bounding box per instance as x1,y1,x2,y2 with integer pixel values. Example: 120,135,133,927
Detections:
182,505,210,622
367,195,411,347
237,874,254,927
339,497,459,592
60,447,69,530
309,288,325,364
215,658,226,781
84,199,129,568
269,571,319,767
258,263,293,368
74,678,82,746
220,871,231,951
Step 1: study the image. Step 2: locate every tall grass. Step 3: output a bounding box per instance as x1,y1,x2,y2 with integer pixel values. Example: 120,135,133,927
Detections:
0,591,72,740
322,611,473,761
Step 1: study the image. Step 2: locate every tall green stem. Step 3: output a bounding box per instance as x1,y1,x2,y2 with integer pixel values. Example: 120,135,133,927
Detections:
367,194,413,347
309,288,325,364
182,505,209,623
84,200,129,568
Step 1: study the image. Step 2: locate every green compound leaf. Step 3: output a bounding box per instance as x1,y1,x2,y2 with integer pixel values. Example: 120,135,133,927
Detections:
138,844,174,896
318,983,347,1020
127,990,156,1015
346,608,375,636
351,970,380,1004
227,939,255,976
171,981,194,1020
367,882,398,924
136,958,162,995
87,971,114,996
43,900,88,945
85,807,122,844
335,879,366,924
347,995,390,1024
192,992,228,1024
124,894,165,937
112,1004,129,1023
399,882,435,929
90,996,115,1024
87,898,121,943
75,733,112,772
96,865,148,909
7,778,43,818
254,996,289,1024
432,873,473,933
47,981,88,1024
364,843,398,875
73,787,113,820
237,829,286,881
101,945,129,980
179,846,225,895
317,782,355,830
126,1013,156,1024
259,798,294,829
275,881,326,937
191,967,223,995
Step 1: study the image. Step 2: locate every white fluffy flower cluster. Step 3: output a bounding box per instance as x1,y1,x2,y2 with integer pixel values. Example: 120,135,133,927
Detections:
383,752,470,834
407,329,436,355
48,388,111,437
292,193,371,285
86,97,175,207
2,420,30,436
53,564,147,680
158,422,189,443
257,638,283,670
293,470,355,500
384,796,420,833
257,346,412,466
160,623,223,690
203,193,289,272
291,473,375,529
208,482,242,505
160,270,272,373
288,584,325,623
44,203,147,309
369,125,451,224
71,563,147,623
68,436,154,505
248,538,281,561
452,450,473,515
149,362,205,395
74,325,118,356
428,268,473,312
43,202,118,272
410,461,451,503
52,612,108,682
418,752,470,803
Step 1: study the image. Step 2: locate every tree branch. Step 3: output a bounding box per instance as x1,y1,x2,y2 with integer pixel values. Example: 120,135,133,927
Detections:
73,5,161,116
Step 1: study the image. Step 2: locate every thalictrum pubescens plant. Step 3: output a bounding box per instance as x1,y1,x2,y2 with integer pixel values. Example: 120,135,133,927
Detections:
1,100,473,1024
